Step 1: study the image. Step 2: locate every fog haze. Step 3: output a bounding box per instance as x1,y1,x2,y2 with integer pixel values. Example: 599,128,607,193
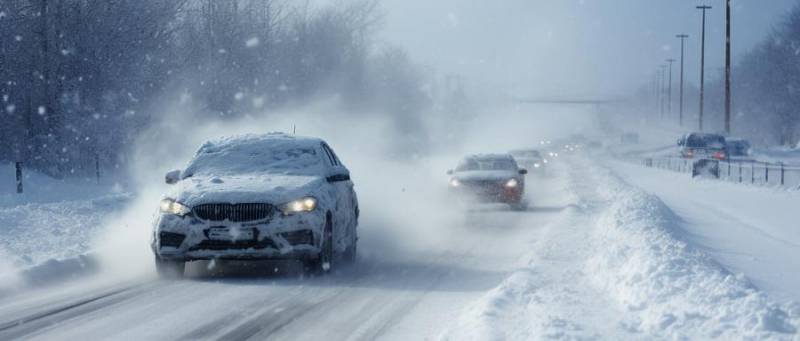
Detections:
380,0,797,98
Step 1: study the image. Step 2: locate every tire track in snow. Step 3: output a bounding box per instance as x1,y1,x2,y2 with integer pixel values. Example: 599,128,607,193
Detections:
0,283,151,340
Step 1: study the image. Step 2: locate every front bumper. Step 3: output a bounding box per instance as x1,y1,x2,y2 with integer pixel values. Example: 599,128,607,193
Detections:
450,185,523,204
151,210,324,261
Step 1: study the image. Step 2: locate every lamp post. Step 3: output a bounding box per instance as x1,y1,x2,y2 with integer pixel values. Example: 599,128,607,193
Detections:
725,0,732,134
666,58,675,117
660,65,667,119
697,5,712,131
676,34,689,127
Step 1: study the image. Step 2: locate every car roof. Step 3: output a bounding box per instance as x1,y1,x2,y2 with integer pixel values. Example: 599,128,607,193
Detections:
686,132,725,139
466,153,515,161
200,133,324,152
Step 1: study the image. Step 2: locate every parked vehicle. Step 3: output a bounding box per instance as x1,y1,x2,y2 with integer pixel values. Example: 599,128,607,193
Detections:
725,137,752,158
678,132,727,160
509,149,547,173
447,154,528,210
151,133,359,278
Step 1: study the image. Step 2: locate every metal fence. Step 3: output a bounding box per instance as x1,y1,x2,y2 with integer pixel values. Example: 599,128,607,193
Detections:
641,157,800,189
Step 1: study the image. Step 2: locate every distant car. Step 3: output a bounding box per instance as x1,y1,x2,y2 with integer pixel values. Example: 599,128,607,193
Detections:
509,149,547,173
725,137,752,158
678,132,727,160
151,133,359,278
447,154,528,210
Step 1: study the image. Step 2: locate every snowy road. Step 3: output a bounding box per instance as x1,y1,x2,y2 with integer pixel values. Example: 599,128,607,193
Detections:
0,168,570,340
2,155,799,340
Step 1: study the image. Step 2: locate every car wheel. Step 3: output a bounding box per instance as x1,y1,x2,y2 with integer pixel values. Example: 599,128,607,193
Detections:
305,215,334,274
155,257,185,279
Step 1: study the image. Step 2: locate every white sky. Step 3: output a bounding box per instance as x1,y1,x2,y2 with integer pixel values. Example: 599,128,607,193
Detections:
376,0,798,99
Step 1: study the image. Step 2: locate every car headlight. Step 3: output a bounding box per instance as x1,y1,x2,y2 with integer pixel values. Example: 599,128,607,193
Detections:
505,178,519,188
543,159,549,164
449,178,461,187
160,199,191,217
533,163,541,168
279,197,317,215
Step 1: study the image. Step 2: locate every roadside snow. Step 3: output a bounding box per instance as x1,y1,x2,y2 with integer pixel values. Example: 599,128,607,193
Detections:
0,163,130,292
588,160,799,338
442,156,800,340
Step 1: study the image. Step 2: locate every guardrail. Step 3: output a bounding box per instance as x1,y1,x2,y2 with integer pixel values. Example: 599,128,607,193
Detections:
641,157,800,189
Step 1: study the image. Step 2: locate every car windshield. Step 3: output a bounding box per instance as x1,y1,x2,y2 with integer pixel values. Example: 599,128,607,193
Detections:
456,158,516,171
686,134,725,149
511,150,542,159
727,141,751,156
183,142,322,177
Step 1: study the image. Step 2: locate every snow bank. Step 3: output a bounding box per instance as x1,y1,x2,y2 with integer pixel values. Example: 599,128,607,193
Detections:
587,164,800,339
442,156,799,340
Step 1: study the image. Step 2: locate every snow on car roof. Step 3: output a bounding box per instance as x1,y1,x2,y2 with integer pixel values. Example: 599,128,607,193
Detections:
183,133,327,176
200,133,323,151
467,153,514,160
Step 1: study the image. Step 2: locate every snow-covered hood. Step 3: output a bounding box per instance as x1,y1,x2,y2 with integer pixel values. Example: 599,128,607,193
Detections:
169,173,324,206
452,170,519,181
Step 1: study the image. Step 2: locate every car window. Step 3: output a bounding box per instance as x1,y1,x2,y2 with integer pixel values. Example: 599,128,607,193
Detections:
320,142,345,168
184,144,322,176
456,158,516,171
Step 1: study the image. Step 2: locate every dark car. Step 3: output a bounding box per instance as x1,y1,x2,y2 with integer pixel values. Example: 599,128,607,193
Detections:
678,132,727,160
447,154,528,210
725,137,752,158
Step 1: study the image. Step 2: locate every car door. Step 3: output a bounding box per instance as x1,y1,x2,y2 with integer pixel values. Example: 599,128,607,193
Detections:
320,142,355,252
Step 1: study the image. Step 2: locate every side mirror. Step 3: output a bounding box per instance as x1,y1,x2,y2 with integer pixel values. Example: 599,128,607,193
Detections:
165,169,181,185
327,170,351,183
446,169,454,175
519,169,528,175
677,138,684,146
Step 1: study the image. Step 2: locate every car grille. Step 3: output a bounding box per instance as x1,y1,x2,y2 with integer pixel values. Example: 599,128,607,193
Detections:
193,203,273,222
462,179,505,188
189,239,278,251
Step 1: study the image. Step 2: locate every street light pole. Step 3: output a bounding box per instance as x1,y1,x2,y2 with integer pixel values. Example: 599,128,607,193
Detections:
666,58,675,117
697,5,712,132
725,0,732,134
676,34,689,127
660,65,667,118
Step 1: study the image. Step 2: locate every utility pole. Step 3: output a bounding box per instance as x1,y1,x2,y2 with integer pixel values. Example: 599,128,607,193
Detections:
676,34,689,127
724,0,732,134
666,59,675,117
659,65,667,119
697,5,712,131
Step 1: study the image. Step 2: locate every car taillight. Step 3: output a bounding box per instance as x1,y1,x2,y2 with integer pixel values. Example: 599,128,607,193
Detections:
686,150,694,158
714,151,726,160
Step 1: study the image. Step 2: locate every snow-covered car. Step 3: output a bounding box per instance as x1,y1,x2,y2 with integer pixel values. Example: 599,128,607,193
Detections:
509,149,547,173
678,132,727,160
151,133,359,278
447,154,528,210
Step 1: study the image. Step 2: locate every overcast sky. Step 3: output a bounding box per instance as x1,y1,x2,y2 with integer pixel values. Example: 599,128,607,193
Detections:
376,0,798,99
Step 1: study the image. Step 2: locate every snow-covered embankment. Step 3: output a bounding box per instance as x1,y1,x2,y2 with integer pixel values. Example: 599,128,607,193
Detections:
443,156,800,339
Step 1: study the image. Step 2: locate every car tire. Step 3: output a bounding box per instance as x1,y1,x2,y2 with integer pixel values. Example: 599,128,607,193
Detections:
305,215,334,274
155,257,185,279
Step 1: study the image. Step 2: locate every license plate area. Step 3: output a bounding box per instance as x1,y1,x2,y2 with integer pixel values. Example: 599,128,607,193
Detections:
206,227,256,241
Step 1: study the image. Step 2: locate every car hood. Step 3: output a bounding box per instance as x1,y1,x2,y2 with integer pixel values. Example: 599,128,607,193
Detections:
453,170,519,181
170,173,324,206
